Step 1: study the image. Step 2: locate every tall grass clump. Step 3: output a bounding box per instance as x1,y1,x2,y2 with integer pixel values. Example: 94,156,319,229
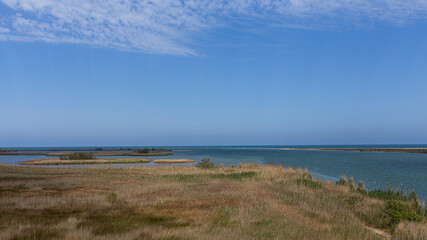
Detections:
357,180,365,193
338,174,348,186
348,177,355,190
196,157,214,169
59,152,95,160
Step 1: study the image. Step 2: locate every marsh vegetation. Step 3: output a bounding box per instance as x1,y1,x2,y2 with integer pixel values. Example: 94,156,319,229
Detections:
0,164,425,239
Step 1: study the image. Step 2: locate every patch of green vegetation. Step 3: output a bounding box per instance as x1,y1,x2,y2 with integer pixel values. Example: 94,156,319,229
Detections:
349,188,426,232
78,209,189,236
365,189,410,201
382,200,423,230
59,152,95,160
296,178,323,189
161,172,257,182
196,157,215,169
209,171,257,180
106,192,118,204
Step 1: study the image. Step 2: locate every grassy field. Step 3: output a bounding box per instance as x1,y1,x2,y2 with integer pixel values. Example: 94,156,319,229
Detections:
0,164,426,240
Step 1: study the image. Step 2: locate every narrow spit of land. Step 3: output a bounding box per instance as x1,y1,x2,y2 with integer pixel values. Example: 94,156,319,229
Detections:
0,164,425,239
19,158,196,165
153,159,195,164
281,148,427,153
45,151,173,157
0,149,174,157
18,158,153,165
0,148,173,152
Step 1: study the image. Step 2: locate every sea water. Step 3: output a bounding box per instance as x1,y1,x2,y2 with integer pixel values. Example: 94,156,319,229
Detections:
1,145,427,200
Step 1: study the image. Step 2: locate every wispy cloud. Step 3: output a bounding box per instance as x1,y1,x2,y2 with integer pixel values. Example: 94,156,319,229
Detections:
1,0,427,55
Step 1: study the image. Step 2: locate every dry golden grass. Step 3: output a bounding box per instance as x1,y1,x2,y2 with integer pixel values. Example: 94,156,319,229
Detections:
46,151,173,157
393,222,427,240
18,158,152,165
0,164,424,240
153,159,195,163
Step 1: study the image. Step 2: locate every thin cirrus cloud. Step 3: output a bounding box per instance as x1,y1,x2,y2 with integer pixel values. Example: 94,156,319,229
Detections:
0,0,427,55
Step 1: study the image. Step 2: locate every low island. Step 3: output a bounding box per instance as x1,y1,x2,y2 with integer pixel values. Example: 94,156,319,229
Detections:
18,158,153,165
281,148,427,153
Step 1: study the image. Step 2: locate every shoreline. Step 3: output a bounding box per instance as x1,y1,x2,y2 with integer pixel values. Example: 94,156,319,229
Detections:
153,159,195,163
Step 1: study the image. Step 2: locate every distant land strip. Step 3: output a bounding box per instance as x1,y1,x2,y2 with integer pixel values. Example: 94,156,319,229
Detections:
0,151,173,156
279,148,427,153
0,148,172,152
19,158,153,165
46,152,173,157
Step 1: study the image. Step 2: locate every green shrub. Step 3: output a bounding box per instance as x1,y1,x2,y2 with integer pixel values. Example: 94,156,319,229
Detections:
196,157,214,169
59,152,95,160
106,192,118,204
367,189,408,201
382,200,423,230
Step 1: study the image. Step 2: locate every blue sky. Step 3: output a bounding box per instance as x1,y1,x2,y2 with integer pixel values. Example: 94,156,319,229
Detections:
1,1,427,146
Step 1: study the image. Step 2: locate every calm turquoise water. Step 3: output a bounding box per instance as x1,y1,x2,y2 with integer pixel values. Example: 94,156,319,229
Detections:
1,145,427,200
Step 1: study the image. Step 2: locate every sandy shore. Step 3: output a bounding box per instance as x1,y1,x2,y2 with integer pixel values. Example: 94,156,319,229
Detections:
153,159,195,163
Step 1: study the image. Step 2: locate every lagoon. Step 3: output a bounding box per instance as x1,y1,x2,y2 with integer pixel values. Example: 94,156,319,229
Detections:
1,145,427,200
